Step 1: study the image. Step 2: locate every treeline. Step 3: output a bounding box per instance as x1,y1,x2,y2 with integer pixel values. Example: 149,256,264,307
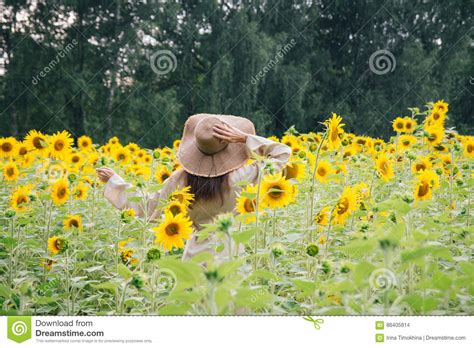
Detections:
0,0,473,147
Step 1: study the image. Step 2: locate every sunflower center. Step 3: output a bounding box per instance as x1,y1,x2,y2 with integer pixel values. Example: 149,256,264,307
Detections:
161,173,170,181
243,198,255,213
165,223,180,236
72,155,80,163
19,147,27,155
285,165,298,179
2,143,12,152
82,141,89,147
118,154,125,161
17,195,28,205
417,182,430,197
33,137,45,149
70,219,79,228
468,144,474,153
337,197,349,215
396,122,403,130
406,123,412,130
415,163,426,172
379,161,388,174
6,168,14,176
402,140,410,146
317,166,327,177
169,205,182,215
58,188,67,198
54,140,64,151
433,112,440,120
268,185,283,199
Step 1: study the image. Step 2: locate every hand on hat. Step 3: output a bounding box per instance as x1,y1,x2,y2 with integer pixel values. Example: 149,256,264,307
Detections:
212,122,248,144
96,167,117,183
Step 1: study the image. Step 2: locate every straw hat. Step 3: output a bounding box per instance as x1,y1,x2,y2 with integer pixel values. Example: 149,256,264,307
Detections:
177,113,256,177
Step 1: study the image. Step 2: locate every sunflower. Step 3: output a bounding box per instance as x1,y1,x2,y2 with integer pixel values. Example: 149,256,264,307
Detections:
333,186,358,225
63,215,83,231
463,138,474,158
169,186,194,206
155,166,171,184
398,134,417,151
48,131,73,160
236,185,258,223
411,156,432,174
10,184,33,212
267,136,279,142
425,126,444,146
173,139,181,149
126,143,140,154
47,236,68,255
325,113,345,150
315,206,331,226
283,158,306,181
67,151,84,168
41,258,55,271
113,147,131,164
51,178,70,206
117,238,138,265
108,136,120,146
16,141,29,157
414,170,440,201
153,212,193,251
259,173,294,209
164,201,188,216
0,136,18,157
375,154,394,182
433,100,448,115
426,110,446,128
373,138,386,153
73,182,89,200
315,160,333,183
25,130,48,155
3,161,19,181
281,134,301,154
392,117,405,133
77,135,93,151
403,117,417,133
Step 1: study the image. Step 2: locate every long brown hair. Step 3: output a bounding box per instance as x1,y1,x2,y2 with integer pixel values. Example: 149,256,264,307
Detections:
185,172,228,204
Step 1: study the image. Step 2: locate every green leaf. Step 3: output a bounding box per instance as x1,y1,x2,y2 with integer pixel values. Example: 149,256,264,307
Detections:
339,239,377,258
231,227,257,244
403,294,440,313
92,282,119,292
117,264,133,280
0,285,12,298
292,279,316,295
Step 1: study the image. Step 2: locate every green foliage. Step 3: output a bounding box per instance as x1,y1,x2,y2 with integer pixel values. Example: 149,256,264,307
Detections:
1,1,473,145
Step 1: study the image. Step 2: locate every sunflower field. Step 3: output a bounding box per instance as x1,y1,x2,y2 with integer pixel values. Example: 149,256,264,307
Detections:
0,101,473,316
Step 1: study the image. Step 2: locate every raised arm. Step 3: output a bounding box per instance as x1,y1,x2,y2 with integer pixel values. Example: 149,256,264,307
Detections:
97,167,183,220
212,122,292,184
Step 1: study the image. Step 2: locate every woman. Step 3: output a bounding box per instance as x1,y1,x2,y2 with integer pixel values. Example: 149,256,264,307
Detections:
97,113,291,260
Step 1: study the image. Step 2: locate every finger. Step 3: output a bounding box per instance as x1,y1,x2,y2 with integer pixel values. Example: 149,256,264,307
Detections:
213,127,234,137
213,133,231,141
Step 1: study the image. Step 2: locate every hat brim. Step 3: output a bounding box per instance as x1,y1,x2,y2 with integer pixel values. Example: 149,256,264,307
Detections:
177,114,256,177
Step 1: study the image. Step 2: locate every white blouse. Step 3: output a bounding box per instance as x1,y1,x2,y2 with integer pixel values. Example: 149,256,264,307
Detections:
104,134,291,260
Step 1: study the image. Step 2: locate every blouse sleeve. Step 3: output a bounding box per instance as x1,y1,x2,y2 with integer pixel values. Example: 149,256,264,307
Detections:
103,170,185,220
231,134,292,185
